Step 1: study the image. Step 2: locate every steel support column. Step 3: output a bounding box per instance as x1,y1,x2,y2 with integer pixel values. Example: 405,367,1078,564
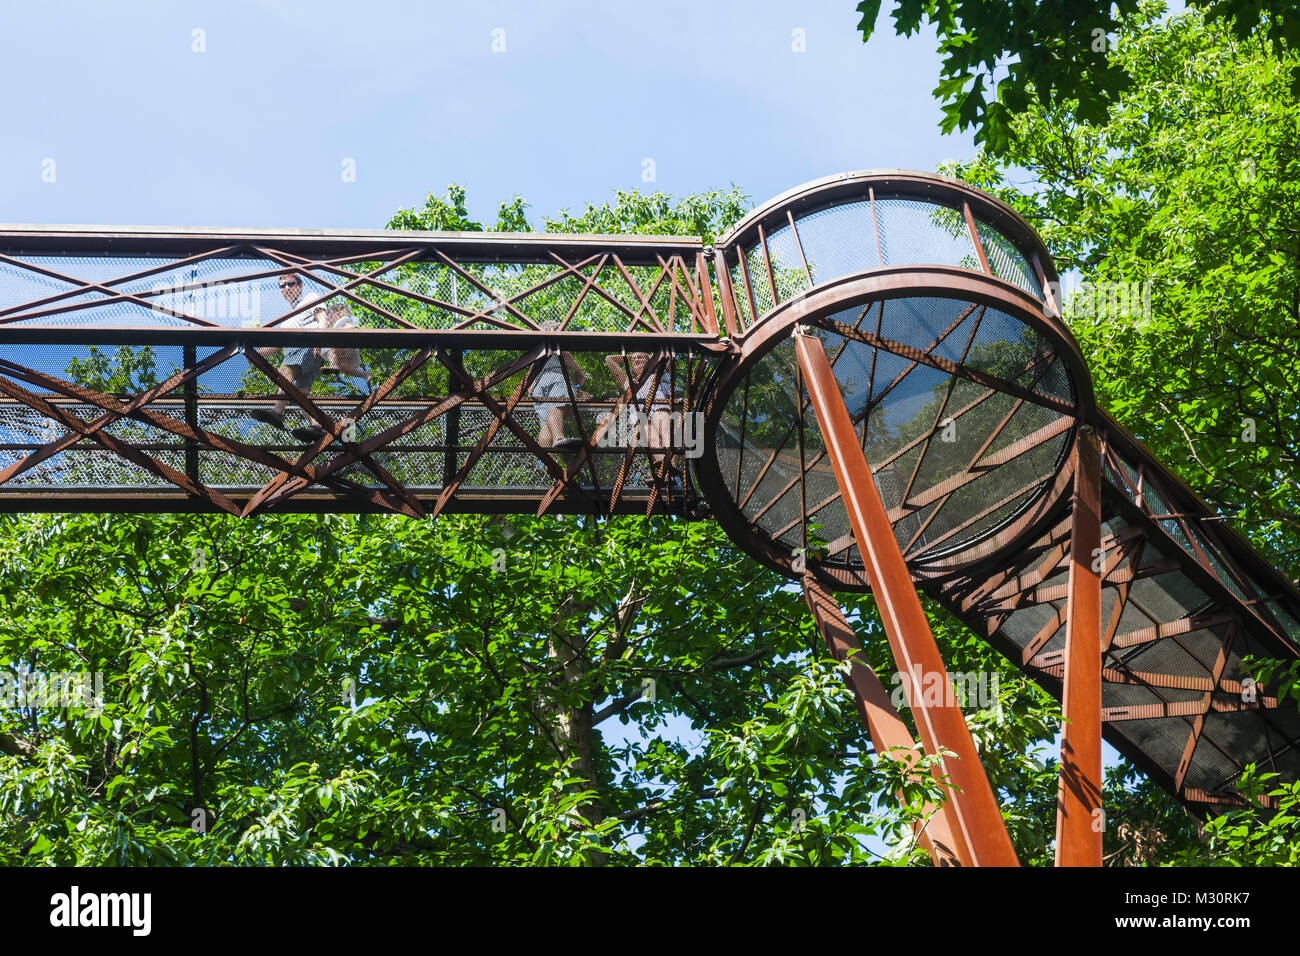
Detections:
794,327,1020,867
1054,427,1103,866
802,576,968,866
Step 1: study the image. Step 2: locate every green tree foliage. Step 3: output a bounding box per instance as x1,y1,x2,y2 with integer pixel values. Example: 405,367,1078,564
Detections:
944,3,1300,584
1170,768,1300,865
65,344,161,395
855,0,1300,153
931,5,1300,862
0,510,965,865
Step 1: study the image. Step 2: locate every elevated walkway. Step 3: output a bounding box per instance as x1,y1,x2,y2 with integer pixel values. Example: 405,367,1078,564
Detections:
1,169,1296,840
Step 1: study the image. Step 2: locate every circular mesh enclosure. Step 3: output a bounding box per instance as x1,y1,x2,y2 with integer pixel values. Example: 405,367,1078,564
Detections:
710,294,1078,579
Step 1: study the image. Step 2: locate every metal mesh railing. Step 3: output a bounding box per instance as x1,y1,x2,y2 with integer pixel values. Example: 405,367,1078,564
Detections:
0,239,715,336
711,295,1075,571
717,185,1051,333
0,339,714,516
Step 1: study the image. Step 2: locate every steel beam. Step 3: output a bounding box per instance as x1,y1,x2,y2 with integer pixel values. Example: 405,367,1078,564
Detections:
1054,427,1103,867
803,576,969,866
793,327,1020,867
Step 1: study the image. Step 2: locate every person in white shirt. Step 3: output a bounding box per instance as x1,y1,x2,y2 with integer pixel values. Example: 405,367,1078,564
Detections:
321,302,371,387
532,320,586,450
249,273,328,441
603,351,675,479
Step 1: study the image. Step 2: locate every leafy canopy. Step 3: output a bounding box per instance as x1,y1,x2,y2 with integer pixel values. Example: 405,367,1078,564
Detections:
855,0,1300,154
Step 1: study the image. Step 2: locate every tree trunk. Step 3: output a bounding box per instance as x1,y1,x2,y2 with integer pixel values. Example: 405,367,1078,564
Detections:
545,594,606,864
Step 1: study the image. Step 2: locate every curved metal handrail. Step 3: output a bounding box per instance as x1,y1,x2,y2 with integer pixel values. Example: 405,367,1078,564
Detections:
711,169,1065,342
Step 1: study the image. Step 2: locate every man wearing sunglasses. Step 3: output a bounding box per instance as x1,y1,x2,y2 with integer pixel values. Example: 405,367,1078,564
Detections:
249,273,328,442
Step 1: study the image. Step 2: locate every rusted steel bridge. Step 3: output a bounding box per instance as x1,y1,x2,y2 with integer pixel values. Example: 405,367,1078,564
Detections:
1,170,1297,866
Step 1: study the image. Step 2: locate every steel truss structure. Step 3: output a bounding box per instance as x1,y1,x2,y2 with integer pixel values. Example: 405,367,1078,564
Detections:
1,170,1297,865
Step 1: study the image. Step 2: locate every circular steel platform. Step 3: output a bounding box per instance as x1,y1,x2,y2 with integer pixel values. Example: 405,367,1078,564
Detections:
697,171,1095,590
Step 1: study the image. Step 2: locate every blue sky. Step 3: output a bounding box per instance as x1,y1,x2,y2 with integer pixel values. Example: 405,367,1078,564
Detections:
1,0,974,231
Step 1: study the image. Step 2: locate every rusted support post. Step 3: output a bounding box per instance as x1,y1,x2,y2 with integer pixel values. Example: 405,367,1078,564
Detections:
1055,426,1103,866
802,576,969,866
183,343,199,485
793,326,1020,867
442,349,464,489
713,248,740,338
